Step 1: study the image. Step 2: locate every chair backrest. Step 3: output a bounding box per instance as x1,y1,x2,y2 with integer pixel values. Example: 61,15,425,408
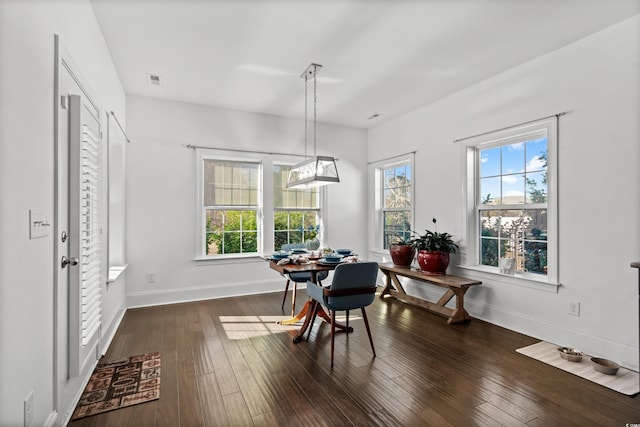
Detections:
325,262,379,311
289,270,329,283
281,243,326,282
282,243,306,252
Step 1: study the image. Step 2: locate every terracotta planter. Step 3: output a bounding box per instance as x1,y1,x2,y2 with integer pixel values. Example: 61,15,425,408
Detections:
389,244,415,267
417,250,450,274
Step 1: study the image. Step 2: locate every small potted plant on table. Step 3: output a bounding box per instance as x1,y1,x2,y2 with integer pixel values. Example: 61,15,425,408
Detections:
411,218,459,275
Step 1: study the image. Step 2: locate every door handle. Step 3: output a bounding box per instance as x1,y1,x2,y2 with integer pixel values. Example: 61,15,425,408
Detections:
61,256,79,268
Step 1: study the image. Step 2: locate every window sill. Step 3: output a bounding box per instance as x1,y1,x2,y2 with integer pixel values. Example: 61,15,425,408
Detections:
194,254,265,266
107,265,128,283
457,264,560,293
369,249,388,255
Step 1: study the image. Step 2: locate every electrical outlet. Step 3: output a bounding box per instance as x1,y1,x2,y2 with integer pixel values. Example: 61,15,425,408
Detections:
568,300,581,316
24,391,33,427
146,272,156,283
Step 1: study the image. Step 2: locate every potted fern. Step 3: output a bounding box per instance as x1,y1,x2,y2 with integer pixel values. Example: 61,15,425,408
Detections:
411,218,459,274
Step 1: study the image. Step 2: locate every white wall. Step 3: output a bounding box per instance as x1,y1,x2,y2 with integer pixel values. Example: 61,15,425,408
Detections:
367,16,640,370
0,1,126,425
0,5,635,426
125,95,368,307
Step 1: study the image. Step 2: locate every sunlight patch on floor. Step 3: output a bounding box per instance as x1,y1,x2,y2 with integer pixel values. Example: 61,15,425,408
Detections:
219,315,300,339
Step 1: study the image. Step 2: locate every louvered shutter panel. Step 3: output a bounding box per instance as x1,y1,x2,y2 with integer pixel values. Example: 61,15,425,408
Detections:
68,94,103,376
80,122,102,345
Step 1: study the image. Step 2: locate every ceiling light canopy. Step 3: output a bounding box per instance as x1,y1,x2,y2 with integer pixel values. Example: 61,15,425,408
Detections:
287,63,340,189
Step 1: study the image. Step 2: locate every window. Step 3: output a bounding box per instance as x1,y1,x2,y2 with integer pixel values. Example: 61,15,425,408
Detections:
201,157,261,257
371,154,414,251
107,112,127,281
273,164,320,250
383,162,412,248
461,117,558,284
195,152,327,258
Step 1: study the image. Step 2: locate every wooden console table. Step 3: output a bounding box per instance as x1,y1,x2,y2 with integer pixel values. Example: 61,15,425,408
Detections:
379,263,481,324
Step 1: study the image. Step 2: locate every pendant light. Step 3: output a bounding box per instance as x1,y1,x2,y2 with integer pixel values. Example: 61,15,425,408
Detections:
286,63,340,189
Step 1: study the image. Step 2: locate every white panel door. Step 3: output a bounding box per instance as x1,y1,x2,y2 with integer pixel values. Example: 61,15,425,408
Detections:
54,37,103,425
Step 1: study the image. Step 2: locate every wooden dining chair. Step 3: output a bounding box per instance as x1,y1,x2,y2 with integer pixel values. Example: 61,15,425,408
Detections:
305,262,379,367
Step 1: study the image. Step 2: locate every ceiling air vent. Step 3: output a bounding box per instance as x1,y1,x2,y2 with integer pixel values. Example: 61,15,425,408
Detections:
147,74,162,86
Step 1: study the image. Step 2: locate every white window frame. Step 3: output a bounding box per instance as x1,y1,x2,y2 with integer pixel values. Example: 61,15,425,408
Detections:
195,150,263,260
194,151,328,260
459,117,559,289
272,162,324,250
106,112,127,282
370,153,415,252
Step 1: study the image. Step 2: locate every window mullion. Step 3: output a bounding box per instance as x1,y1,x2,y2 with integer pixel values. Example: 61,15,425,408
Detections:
478,203,547,211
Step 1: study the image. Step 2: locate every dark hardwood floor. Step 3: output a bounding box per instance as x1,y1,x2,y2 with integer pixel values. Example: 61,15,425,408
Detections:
69,289,640,426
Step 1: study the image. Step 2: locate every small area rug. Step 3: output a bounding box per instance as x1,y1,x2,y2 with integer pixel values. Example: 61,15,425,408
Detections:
516,341,638,396
71,352,161,420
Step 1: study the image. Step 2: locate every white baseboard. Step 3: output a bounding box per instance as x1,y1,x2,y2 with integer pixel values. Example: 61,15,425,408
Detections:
45,410,57,427
382,280,638,372
59,358,99,427
126,278,284,308
464,298,639,372
100,304,126,356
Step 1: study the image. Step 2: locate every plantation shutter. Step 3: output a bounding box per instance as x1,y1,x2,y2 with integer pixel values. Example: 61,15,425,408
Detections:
80,118,102,344
69,94,102,360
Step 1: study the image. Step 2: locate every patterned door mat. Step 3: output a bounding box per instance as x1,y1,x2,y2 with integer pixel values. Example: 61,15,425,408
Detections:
71,352,161,420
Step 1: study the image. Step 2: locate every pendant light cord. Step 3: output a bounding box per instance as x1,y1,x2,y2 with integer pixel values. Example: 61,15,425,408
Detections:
313,67,317,158
304,75,308,159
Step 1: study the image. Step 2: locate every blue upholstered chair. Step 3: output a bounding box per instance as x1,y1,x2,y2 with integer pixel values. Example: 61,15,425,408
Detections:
306,262,379,367
280,243,328,315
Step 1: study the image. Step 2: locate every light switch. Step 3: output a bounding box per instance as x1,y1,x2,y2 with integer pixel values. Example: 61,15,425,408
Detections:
30,209,51,239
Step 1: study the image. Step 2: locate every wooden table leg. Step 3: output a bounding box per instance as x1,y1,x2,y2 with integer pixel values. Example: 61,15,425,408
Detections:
291,282,297,317
293,300,318,343
277,270,318,325
447,287,471,324
277,299,311,325
435,288,455,307
275,269,353,343
380,271,393,297
382,271,473,324
381,271,408,298
378,265,480,325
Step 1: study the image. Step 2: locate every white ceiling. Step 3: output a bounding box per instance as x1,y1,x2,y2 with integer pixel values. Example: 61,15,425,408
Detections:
90,0,639,129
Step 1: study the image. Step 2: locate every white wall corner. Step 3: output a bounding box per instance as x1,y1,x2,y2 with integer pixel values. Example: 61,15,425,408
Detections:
100,304,127,356
126,278,285,308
